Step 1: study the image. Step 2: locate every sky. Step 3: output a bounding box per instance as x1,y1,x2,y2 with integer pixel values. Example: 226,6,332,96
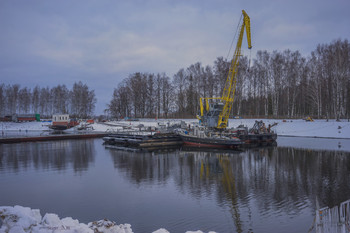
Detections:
1,0,349,114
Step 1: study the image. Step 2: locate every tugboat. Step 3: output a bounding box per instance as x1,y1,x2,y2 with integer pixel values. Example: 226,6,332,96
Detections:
234,120,277,143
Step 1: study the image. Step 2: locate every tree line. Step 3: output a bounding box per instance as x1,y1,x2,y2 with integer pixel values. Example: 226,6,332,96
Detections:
0,81,96,118
107,39,350,119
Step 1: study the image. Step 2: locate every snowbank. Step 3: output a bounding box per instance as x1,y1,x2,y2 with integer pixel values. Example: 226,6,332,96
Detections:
269,119,350,138
1,118,350,139
0,206,132,233
0,121,50,131
0,206,215,233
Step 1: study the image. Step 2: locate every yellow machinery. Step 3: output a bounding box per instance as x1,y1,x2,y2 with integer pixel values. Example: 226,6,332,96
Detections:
198,10,252,129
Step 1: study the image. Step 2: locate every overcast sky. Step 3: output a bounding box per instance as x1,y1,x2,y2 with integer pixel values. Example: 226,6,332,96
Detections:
1,0,349,114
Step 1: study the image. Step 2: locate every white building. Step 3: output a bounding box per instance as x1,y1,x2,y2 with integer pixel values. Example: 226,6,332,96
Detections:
52,114,70,124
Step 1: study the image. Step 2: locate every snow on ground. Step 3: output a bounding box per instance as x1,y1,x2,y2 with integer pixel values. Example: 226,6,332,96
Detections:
269,119,350,138
0,206,215,233
1,118,350,139
227,118,350,139
0,121,50,131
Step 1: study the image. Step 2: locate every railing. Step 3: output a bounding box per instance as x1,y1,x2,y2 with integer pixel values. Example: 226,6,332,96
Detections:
314,199,350,233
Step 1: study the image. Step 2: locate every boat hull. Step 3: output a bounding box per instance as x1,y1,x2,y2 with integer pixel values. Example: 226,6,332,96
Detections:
49,125,69,130
179,133,243,149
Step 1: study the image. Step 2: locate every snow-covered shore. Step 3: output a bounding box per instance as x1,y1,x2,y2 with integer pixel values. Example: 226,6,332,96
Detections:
1,118,350,139
0,206,214,233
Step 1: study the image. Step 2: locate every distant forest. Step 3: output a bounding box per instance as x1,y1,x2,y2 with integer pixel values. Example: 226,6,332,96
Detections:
0,81,96,118
107,39,350,119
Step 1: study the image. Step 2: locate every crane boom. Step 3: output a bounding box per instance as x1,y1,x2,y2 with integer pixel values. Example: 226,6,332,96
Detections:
218,10,251,128
198,10,252,129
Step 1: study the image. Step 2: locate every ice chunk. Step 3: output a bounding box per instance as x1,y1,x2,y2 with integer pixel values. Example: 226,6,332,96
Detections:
0,205,42,232
42,213,61,226
88,219,133,233
153,229,170,233
9,225,26,233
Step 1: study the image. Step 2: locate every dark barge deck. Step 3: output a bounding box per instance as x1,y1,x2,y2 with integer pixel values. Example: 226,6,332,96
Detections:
103,133,183,148
178,132,243,149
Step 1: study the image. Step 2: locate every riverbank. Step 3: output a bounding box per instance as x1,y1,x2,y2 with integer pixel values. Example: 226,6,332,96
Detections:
1,118,350,139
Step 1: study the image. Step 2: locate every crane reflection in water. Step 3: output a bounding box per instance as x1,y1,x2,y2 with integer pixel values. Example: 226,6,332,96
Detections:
199,153,244,233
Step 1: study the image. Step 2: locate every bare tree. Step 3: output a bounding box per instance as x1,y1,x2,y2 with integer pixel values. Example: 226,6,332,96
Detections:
32,86,40,114
5,84,20,114
0,84,5,116
213,57,230,97
70,81,96,118
172,68,187,118
161,75,172,118
108,80,131,119
51,85,69,114
39,87,52,116
146,74,155,117
155,73,162,118
18,87,31,114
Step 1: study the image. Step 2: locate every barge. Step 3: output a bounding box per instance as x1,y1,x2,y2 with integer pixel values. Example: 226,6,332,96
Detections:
103,120,277,150
178,131,242,149
103,132,183,148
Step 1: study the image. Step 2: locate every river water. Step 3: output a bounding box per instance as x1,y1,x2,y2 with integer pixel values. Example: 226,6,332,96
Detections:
0,138,349,233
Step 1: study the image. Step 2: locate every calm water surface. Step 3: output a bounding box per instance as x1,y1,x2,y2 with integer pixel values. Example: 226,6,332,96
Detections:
0,138,349,233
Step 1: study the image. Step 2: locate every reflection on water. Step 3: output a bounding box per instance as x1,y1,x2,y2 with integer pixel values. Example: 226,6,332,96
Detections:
0,140,95,173
108,146,350,232
0,139,349,233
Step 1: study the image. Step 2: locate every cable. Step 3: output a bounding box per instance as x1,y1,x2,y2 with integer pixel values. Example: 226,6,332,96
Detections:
226,14,243,61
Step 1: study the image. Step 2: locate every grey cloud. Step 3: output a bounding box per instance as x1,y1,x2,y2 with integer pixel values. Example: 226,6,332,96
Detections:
1,0,349,114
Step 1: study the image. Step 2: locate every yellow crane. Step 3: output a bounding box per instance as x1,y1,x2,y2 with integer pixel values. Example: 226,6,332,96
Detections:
198,10,252,129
